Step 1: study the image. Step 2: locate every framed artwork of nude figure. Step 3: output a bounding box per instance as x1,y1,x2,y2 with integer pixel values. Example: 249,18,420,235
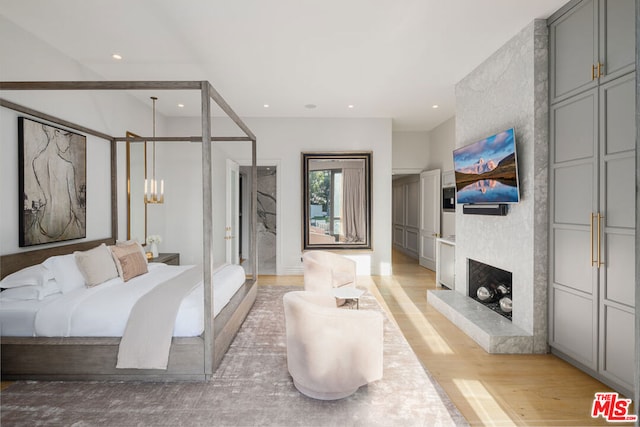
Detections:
18,117,87,247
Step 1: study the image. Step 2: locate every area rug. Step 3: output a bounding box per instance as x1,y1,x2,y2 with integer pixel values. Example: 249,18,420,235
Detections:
1,286,468,426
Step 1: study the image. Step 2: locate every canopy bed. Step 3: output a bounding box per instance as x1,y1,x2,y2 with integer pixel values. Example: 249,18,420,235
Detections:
0,80,258,381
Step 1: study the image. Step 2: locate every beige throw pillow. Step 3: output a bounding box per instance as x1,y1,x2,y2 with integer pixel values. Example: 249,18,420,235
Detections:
115,239,148,263
110,243,149,282
74,243,119,287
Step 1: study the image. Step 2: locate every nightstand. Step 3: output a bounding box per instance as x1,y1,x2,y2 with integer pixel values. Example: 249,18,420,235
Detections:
149,253,180,265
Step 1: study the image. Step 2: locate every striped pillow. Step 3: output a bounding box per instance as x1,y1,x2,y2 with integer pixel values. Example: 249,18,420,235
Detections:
110,243,148,282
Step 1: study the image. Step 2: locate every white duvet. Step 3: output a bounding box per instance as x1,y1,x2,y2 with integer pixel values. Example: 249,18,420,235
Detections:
2,262,245,338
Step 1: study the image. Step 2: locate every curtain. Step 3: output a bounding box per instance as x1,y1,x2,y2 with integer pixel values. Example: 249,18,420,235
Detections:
342,167,366,243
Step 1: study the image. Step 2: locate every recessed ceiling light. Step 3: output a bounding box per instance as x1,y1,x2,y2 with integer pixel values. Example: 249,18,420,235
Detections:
432,104,439,109
263,104,270,108
348,104,355,109
304,104,317,109
177,103,185,108
112,53,122,60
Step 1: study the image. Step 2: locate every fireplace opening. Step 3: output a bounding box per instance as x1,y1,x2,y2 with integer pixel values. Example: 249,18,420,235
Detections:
468,259,512,320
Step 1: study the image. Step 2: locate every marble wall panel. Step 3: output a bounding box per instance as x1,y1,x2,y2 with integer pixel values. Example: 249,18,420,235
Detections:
454,20,549,353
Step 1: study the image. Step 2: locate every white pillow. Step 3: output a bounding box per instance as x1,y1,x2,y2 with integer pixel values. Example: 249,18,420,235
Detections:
74,243,119,287
0,264,54,289
43,254,86,293
0,279,61,301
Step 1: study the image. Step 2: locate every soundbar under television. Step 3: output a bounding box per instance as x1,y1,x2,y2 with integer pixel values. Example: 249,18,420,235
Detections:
453,127,520,205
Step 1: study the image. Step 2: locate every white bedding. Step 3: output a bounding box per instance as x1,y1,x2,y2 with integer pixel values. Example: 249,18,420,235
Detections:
0,296,62,336
0,262,246,338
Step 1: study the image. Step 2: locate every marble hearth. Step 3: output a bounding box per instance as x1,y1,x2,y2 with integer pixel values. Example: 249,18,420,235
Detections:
433,19,550,355
428,290,533,353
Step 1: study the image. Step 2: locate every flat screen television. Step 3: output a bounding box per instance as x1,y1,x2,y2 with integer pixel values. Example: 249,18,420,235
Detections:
453,127,520,204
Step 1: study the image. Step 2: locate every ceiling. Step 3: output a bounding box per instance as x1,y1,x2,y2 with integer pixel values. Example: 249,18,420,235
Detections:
0,0,568,131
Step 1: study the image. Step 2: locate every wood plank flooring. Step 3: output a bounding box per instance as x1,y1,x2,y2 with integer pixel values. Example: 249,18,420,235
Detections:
366,250,634,426
260,255,633,426
2,253,634,426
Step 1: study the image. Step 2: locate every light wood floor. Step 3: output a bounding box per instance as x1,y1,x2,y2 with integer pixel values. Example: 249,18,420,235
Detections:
2,251,633,426
369,250,635,426
264,250,633,426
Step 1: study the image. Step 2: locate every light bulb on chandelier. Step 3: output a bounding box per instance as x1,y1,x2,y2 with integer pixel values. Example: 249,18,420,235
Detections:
144,96,164,204
144,177,164,204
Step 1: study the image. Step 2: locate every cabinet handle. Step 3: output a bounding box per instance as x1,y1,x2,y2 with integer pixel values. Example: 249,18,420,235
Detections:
590,213,596,266
597,62,604,78
591,64,596,80
597,213,604,267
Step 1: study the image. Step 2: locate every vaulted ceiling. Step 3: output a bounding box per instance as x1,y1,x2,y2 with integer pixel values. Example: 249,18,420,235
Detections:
0,0,568,131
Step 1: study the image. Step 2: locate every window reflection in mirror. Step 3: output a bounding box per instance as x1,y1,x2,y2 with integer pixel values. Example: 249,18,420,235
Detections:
302,152,371,250
126,132,147,244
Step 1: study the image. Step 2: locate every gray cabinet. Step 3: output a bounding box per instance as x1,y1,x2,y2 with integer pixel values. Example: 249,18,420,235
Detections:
392,177,420,259
548,0,635,397
549,0,635,103
550,87,599,370
597,74,636,389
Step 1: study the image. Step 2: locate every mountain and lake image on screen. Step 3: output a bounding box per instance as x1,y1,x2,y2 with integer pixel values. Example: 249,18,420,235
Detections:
453,128,520,204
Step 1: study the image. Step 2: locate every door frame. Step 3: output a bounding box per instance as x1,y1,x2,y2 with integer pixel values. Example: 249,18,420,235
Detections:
419,169,441,270
225,159,240,264
237,159,281,275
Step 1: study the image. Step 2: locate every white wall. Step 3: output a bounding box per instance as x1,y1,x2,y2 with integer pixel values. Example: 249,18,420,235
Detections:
392,131,429,174
166,116,393,275
0,16,152,257
392,120,457,239
0,16,393,275
427,117,455,172
0,18,151,137
140,142,206,266
427,117,456,237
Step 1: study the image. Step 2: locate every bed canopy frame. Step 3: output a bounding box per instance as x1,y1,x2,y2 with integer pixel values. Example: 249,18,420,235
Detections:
0,80,258,381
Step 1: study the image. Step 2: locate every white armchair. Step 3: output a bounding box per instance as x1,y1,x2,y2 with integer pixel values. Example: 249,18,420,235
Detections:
283,291,384,400
302,250,356,294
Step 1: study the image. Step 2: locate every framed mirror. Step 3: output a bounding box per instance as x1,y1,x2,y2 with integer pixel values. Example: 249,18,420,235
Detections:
126,131,147,244
302,152,372,250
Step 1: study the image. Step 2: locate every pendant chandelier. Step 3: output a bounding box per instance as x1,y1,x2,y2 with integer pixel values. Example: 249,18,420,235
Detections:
144,96,164,204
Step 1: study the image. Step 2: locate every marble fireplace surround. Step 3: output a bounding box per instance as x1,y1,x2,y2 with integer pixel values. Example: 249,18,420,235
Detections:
428,258,532,354
427,20,549,355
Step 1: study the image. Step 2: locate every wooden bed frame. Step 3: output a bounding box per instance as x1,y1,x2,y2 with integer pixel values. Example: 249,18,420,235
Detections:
0,80,259,381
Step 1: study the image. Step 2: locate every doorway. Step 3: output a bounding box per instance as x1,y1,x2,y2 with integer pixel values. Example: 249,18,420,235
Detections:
239,165,277,275
226,159,240,265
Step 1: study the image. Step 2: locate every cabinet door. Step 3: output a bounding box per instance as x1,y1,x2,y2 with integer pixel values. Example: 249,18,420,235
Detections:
439,243,455,288
549,0,598,102
598,73,635,391
404,180,420,257
599,0,636,83
549,88,599,369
